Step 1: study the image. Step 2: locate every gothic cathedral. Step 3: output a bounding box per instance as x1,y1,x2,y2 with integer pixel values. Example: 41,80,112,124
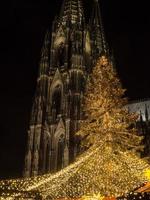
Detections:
24,0,108,177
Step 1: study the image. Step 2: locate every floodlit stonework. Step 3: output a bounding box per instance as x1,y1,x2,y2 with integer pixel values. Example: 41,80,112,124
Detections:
24,0,109,177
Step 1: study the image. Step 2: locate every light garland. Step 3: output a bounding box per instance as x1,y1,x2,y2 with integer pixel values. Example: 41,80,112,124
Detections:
0,142,150,199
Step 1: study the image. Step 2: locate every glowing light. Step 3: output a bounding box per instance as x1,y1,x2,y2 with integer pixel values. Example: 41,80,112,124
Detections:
144,169,150,179
81,193,105,200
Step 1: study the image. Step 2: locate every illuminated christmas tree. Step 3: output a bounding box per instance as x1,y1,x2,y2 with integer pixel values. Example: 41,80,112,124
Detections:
77,55,143,152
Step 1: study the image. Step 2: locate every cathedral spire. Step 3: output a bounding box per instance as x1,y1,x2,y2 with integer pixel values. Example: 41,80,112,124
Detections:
90,0,108,56
59,0,84,25
39,31,50,76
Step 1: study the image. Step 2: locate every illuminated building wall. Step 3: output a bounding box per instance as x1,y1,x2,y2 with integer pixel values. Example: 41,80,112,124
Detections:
23,0,109,177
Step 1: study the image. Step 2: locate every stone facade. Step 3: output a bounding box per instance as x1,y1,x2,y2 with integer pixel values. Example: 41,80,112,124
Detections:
23,0,109,177
126,99,150,158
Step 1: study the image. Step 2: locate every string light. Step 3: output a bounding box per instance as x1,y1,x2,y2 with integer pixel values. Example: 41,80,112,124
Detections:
0,143,149,199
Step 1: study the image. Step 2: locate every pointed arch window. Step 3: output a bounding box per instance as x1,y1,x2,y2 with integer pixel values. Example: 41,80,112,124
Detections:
57,42,65,67
57,134,65,170
52,85,62,119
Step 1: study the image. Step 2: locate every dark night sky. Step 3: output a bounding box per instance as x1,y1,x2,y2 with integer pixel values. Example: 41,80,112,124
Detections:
0,0,150,179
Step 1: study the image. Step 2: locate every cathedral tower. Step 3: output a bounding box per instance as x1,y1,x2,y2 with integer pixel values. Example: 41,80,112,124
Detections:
24,0,107,177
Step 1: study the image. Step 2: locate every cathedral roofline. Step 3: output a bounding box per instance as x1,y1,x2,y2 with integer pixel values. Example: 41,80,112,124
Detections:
126,98,150,122
128,98,150,105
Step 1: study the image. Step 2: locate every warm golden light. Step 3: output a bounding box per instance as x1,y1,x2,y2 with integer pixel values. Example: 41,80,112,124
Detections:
0,55,149,199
